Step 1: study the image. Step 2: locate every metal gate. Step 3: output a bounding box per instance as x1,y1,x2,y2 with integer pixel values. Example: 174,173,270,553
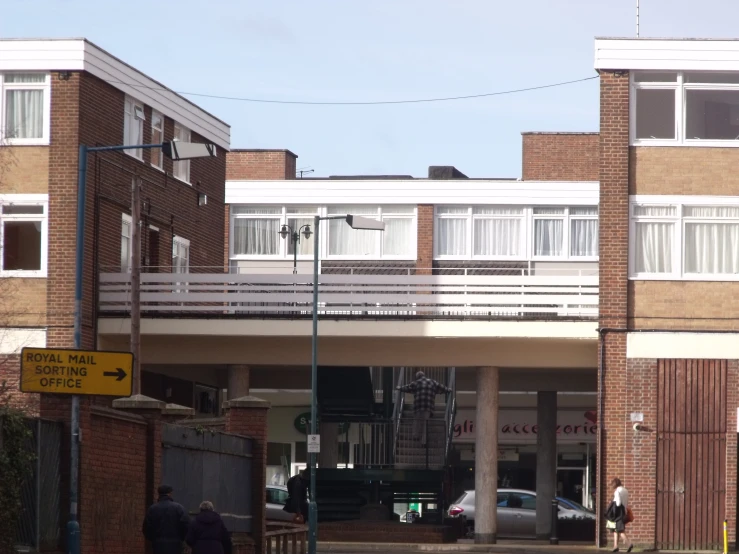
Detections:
161,424,253,532
656,359,726,550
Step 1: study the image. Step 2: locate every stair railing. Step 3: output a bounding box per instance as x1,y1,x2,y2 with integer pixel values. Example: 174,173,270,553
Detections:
444,367,457,466
392,367,406,464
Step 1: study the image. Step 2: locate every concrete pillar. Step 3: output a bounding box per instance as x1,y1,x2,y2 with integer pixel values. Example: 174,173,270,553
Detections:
475,367,499,544
227,365,250,399
535,391,557,539
318,421,339,468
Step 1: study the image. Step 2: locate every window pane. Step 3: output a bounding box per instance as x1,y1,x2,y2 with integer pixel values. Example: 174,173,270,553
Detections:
473,206,523,215
570,207,598,216
571,219,599,257
121,219,131,272
232,206,282,215
151,113,163,168
437,207,468,215
633,205,677,217
2,204,43,215
233,218,279,255
686,89,739,140
534,207,565,215
436,218,467,256
684,72,739,84
287,217,314,256
381,205,414,214
534,219,564,256
4,73,46,83
286,207,317,214
328,218,378,256
473,218,521,256
685,222,739,274
635,88,676,140
5,89,43,138
327,205,377,216
684,206,739,218
3,221,41,270
633,72,678,83
635,222,673,273
383,218,413,257
173,124,190,181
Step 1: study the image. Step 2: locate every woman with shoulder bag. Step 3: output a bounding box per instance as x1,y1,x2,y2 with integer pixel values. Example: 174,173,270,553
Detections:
605,478,633,553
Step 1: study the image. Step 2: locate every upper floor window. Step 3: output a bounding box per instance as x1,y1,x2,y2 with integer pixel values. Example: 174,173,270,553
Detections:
633,71,739,146
121,213,132,272
123,96,145,159
434,206,598,261
229,205,416,260
150,110,164,170
173,123,190,183
0,72,50,144
0,195,48,277
172,235,190,273
630,197,739,280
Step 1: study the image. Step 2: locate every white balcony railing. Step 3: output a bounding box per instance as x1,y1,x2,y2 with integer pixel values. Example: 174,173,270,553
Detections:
99,270,598,320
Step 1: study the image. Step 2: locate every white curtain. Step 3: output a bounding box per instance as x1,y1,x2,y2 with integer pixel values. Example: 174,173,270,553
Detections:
685,222,739,274
172,241,189,273
120,220,131,272
327,206,379,256
437,218,467,256
534,219,564,256
287,217,314,256
233,218,279,255
383,218,413,256
570,219,598,257
5,89,43,139
473,218,521,256
635,222,673,273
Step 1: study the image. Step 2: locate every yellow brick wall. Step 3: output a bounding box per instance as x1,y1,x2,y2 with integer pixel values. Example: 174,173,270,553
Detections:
0,278,47,327
0,146,49,193
630,147,739,195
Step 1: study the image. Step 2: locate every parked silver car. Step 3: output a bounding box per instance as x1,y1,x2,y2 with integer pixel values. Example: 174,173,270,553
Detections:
266,485,294,522
447,489,595,538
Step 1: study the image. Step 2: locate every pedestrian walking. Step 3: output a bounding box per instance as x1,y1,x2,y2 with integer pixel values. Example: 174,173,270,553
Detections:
185,501,233,554
142,484,190,554
284,469,309,523
605,477,633,553
397,371,450,447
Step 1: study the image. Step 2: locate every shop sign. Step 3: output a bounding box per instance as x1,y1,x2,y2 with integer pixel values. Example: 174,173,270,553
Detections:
293,412,349,435
453,409,597,443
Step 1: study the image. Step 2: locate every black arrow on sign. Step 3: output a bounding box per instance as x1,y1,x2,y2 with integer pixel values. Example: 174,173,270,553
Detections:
103,368,128,381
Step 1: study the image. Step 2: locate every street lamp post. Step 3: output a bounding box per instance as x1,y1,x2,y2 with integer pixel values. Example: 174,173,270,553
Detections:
307,214,384,554
70,140,215,554
279,223,313,274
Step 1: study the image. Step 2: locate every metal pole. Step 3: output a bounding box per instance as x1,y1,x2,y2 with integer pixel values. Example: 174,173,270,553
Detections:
293,232,298,275
130,176,142,395
549,498,559,545
308,215,320,554
68,144,87,554
636,0,640,38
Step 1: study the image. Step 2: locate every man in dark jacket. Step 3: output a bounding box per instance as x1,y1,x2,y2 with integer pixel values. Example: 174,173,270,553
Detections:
143,485,190,554
284,470,308,522
186,500,232,554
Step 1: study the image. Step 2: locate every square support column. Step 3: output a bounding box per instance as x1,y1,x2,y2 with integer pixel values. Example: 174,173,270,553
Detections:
475,367,499,544
536,391,557,539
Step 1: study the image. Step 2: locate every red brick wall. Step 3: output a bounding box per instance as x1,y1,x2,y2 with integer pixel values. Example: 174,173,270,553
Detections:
81,407,147,554
521,132,599,181
416,205,433,275
226,150,297,180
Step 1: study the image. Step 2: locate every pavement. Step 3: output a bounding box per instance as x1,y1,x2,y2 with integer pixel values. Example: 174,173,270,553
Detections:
318,540,599,554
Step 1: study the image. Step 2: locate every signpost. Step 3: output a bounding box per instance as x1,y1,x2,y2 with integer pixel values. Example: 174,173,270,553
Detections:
20,347,133,397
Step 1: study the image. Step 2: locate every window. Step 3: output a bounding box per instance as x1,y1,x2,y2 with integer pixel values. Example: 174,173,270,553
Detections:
229,205,416,260
172,235,190,273
630,198,739,280
121,214,132,272
267,487,289,505
0,72,50,143
632,71,739,145
0,196,48,276
123,96,145,159
151,111,164,169
173,123,190,183
194,384,218,415
434,206,598,260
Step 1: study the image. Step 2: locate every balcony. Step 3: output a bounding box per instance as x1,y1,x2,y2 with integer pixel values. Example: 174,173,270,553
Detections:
98,267,598,321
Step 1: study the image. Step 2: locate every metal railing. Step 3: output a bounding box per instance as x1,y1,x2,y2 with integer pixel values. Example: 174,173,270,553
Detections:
98,270,599,320
444,369,457,464
265,522,307,554
354,422,394,468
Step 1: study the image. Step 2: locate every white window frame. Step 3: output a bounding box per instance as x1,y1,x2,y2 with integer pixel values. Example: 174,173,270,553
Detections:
172,235,190,273
229,205,417,261
173,123,191,184
629,195,739,281
433,206,599,262
0,72,51,145
0,194,48,277
150,110,164,171
121,213,132,273
123,96,145,160
631,71,739,147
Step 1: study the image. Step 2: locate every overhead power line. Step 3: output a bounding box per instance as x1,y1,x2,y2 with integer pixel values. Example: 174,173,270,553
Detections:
103,75,599,106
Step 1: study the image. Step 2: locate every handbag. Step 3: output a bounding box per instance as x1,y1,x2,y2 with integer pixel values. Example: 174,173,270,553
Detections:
625,507,634,524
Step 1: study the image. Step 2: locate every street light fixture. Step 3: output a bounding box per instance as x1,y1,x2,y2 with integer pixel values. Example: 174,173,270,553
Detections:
279,223,313,274
307,214,384,554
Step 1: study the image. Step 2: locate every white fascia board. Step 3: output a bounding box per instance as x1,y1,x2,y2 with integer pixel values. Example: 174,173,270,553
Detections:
225,180,600,206
595,38,739,71
627,332,739,359
0,39,230,150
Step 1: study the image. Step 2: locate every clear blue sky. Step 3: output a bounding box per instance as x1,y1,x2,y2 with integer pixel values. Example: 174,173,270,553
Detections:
3,0,738,177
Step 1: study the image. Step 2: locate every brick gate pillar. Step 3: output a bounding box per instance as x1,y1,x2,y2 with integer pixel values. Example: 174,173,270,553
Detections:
225,396,271,554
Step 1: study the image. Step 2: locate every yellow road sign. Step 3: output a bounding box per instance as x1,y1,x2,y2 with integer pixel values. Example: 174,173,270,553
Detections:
20,347,133,397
